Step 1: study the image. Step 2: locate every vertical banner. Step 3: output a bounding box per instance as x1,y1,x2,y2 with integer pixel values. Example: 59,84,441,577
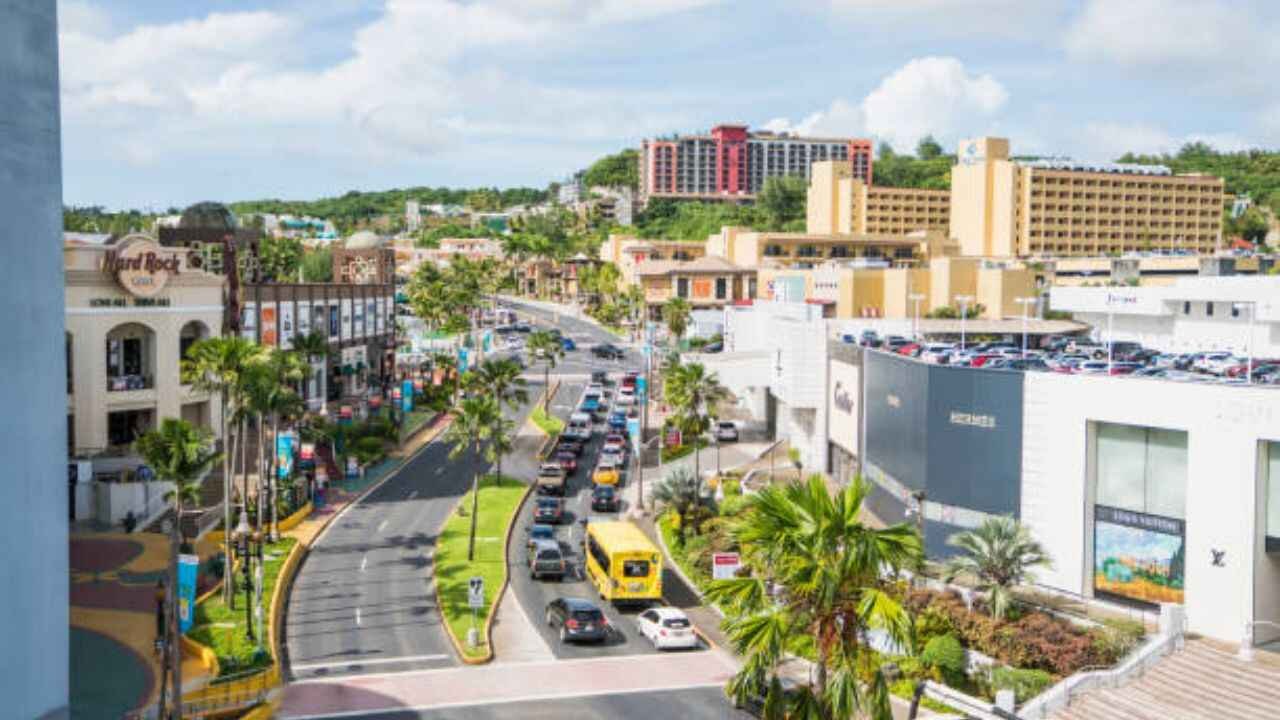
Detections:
413,377,424,392
458,347,470,372
341,298,353,340
627,417,641,455
339,404,353,426
281,303,295,348
354,298,365,337
402,379,414,413
276,433,294,479
483,331,492,353
261,306,278,346
433,368,444,386
177,554,199,633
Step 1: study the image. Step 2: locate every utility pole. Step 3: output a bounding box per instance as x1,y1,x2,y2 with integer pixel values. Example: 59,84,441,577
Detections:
956,295,973,352
909,293,925,341
1016,297,1036,358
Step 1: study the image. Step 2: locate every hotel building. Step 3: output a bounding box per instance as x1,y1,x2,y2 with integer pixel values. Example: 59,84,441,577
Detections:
638,123,873,205
808,160,950,237
950,137,1226,258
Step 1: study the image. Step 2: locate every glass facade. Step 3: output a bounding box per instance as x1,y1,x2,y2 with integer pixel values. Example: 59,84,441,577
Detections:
1267,441,1280,541
1096,423,1188,519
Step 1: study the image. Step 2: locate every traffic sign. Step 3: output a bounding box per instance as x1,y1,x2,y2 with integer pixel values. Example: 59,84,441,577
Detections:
468,576,485,609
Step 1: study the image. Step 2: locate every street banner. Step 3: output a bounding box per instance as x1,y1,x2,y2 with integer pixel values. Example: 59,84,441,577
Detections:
391,387,401,400
369,394,382,409
711,552,742,580
627,418,641,455
636,376,647,398
433,368,444,386
276,433,294,479
666,426,682,449
346,456,359,479
413,377,424,392
339,405,353,425
483,331,492,352
177,554,199,633
402,379,414,413
458,347,470,372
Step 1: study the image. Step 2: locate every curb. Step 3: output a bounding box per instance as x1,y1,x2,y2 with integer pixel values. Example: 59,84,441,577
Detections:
650,513,725,652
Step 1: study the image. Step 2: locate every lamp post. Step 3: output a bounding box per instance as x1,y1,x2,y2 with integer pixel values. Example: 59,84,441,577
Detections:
1015,297,1036,358
234,508,254,643
154,579,168,717
909,293,925,341
956,295,974,352
1235,302,1256,383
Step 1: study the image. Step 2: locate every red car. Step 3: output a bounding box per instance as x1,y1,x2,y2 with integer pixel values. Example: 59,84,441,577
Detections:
969,353,1003,368
896,343,921,357
553,450,578,473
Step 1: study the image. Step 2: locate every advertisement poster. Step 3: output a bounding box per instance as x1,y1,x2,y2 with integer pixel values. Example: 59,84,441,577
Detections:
827,360,860,455
1094,505,1185,605
328,306,339,338
354,299,365,337
177,554,199,633
712,552,742,580
665,427,682,450
433,368,444,386
276,433,294,479
691,278,712,299
298,303,311,336
341,299,353,340
627,418,641,455
458,347,469,372
346,456,359,479
402,380,414,413
261,306,278,346
413,378,424,392
281,303,294,348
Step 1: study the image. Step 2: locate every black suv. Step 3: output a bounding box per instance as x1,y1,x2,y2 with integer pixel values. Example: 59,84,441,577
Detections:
545,598,609,643
591,485,620,512
592,344,625,360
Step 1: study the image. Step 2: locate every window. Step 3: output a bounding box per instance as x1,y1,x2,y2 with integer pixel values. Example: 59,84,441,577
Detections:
1183,301,1190,315
1096,422,1188,519
1232,304,1240,318
676,278,689,298
1206,302,1214,317
586,535,610,573
715,277,727,300
1267,442,1280,541
623,560,650,578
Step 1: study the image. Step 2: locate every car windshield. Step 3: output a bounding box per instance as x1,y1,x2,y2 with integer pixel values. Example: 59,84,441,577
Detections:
623,560,650,578
537,549,560,561
532,526,552,537
594,487,614,497
536,499,558,508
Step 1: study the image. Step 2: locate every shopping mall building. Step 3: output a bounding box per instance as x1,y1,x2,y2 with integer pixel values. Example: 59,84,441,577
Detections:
711,300,1280,648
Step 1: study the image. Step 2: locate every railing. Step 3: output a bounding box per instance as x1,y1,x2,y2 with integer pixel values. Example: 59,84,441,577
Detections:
107,374,155,392
126,668,274,720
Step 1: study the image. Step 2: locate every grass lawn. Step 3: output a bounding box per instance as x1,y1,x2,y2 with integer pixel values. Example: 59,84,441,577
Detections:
435,475,528,660
530,406,564,436
188,536,298,676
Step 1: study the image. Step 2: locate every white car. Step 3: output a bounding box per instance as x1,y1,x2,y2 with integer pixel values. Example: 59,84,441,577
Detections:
919,343,954,364
1201,353,1240,376
637,607,699,650
614,392,636,407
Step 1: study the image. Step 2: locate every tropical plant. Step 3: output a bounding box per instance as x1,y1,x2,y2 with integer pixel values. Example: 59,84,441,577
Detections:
483,414,517,488
943,516,1052,621
181,336,266,603
664,362,729,483
662,297,692,340
526,330,564,410
651,466,707,535
705,476,923,720
465,358,529,411
443,396,502,561
291,330,330,409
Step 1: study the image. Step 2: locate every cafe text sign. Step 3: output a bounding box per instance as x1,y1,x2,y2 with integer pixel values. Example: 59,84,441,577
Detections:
103,234,187,298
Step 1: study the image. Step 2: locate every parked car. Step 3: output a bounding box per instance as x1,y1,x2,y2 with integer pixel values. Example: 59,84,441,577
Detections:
895,342,922,357
544,598,609,643
533,497,565,524
1195,352,1236,375
592,343,625,359
636,607,699,650
561,337,576,351
1006,358,1051,372
701,341,723,354
1108,362,1143,376
591,370,609,385
919,343,955,364
528,539,566,581
555,439,584,456
513,322,533,333
591,485,620,512
614,391,637,408
714,421,739,442
526,523,556,549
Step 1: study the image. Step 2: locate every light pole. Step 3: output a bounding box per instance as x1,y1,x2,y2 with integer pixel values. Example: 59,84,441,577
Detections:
233,508,255,643
909,293,925,341
1235,302,1256,383
1016,297,1036,358
956,295,974,352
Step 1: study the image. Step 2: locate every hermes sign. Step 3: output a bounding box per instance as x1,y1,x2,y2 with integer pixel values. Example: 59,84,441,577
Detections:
103,234,187,298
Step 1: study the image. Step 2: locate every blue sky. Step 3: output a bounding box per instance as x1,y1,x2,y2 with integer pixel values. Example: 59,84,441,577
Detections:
59,0,1280,210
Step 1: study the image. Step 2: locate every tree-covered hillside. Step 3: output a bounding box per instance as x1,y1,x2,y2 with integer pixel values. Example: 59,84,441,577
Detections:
228,186,547,222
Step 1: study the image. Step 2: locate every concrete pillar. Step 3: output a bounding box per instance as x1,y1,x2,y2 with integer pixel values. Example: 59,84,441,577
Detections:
0,1,69,716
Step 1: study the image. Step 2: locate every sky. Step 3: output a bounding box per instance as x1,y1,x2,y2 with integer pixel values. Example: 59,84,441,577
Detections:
58,0,1280,210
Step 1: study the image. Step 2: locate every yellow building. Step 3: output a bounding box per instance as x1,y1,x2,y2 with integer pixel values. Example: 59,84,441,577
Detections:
635,255,755,317
705,225,945,269
807,160,950,236
756,257,1035,321
950,137,1225,258
599,234,707,286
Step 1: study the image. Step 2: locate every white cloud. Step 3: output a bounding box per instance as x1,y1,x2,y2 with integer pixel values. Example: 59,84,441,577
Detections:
830,0,1063,38
1063,0,1271,67
764,57,1008,154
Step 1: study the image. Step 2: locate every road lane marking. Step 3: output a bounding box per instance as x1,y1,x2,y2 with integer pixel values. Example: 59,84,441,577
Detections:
355,607,362,626
359,554,367,572
377,520,389,533
408,490,418,499
290,653,452,673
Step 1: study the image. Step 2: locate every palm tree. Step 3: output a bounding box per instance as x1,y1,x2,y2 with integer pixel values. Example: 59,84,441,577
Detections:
651,466,704,535
705,476,923,720
483,414,517,488
664,362,729,484
444,396,501,561
943,516,1051,620
292,330,330,411
135,418,220,712
182,336,265,603
527,330,564,410
663,297,692,342
465,358,529,411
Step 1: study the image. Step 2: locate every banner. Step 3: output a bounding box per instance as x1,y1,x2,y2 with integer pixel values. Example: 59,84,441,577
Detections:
1094,505,1185,605
177,554,199,633
433,368,444,386
346,456,359,479
402,379,414,413
458,347,470,372
413,378,424,392
276,433,294,479
261,306,278,346
627,418,641,455
339,405,353,426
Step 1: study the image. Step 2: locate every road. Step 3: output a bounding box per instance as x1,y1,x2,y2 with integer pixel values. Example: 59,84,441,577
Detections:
282,391,544,682
288,686,751,719
499,298,642,377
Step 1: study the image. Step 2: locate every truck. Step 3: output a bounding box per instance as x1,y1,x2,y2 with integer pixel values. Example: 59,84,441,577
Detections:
536,462,568,496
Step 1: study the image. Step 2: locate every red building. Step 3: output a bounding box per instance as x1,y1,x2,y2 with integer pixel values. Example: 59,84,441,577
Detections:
639,124,872,206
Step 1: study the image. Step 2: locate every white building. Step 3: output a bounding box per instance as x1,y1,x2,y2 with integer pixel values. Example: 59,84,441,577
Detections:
406,200,422,231
1051,276,1280,358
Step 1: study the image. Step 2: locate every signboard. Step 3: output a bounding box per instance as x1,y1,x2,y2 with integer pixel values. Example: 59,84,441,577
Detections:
346,456,359,479
827,359,860,454
665,426,682,450
482,331,492,353
276,433,294,479
413,378,424,392
627,418,641,455
339,405,353,426
468,576,485,609
177,554,199,633
300,442,315,461
281,303,295,347
636,376,647,398
458,347,470,372
103,234,188,298
711,552,741,580
402,379,414,413
1094,505,1185,605
261,306,278,346
691,278,713,299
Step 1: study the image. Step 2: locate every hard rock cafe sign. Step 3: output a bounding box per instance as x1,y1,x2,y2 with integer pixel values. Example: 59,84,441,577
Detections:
102,234,190,298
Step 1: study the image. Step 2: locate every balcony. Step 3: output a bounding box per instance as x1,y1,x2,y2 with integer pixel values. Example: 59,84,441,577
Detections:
107,374,153,392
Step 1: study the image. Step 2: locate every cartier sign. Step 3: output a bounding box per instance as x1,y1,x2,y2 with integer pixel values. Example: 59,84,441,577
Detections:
103,234,185,298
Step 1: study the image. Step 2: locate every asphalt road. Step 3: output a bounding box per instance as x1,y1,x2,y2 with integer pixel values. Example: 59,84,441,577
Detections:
499,299,642,376
295,686,751,720
282,392,543,682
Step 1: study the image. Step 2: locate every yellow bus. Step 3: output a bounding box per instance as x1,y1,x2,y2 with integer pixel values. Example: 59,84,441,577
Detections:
584,520,662,603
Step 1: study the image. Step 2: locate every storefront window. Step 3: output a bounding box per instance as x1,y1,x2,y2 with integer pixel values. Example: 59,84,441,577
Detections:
1096,422,1187,519
1267,441,1280,540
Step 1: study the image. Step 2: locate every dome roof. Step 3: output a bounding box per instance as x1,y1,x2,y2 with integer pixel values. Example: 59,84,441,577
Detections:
345,230,386,250
178,202,237,231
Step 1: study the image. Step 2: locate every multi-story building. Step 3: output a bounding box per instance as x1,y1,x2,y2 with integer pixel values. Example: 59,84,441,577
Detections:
706,225,945,270
599,235,708,286
951,137,1226,258
808,160,950,236
635,255,756,319
638,123,873,205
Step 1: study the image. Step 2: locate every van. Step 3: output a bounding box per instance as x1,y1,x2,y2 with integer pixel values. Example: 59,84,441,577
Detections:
566,412,593,441
528,539,566,580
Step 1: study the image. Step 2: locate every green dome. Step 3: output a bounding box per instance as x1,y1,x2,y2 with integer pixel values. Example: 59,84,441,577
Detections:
179,202,237,231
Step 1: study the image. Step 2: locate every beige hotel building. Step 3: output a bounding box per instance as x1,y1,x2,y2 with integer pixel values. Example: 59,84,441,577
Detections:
950,137,1225,258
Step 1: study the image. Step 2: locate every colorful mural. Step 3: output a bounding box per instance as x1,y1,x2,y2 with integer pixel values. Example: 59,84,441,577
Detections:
1094,506,1185,605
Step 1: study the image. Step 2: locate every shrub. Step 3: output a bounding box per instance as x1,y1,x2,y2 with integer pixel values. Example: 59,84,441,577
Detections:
721,477,742,497
1091,618,1146,664
984,667,1054,704
1005,612,1096,675
717,494,751,518
914,603,958,649
921,634,967,685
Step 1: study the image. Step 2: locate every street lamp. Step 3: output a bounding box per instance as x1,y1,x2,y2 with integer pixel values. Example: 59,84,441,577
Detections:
1015,297,1037,358
233,508,255,643
955,295,974,352
1235,301,1256,383
908,293,926,341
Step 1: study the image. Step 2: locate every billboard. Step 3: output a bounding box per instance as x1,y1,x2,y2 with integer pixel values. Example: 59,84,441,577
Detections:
827,359,860,455
1094,505,1185,605
924,365,1023,517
